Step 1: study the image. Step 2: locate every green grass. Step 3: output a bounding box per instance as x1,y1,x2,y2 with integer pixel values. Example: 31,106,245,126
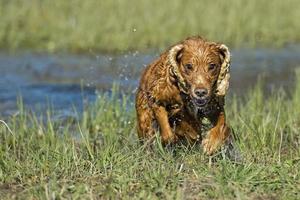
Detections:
1,0,300,52
0,73,300,199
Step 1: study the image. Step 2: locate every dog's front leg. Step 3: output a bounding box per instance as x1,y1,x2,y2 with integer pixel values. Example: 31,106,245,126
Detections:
202,111,231,155
173,112,202,144
152,105,177,145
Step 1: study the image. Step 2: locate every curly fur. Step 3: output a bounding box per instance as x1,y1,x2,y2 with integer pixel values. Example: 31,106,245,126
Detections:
135,36,232,155
169,41,231,97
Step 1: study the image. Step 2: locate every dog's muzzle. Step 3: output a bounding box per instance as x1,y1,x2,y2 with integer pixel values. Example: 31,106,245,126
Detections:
192,97,211,107
192,88,210,107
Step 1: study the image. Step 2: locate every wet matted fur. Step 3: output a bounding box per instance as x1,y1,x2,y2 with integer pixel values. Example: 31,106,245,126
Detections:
135,36,231,155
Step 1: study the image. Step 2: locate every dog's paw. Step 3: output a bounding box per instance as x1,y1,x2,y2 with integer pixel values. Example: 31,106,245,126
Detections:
171,134,179,144
162,133,178,145
202,136,222,155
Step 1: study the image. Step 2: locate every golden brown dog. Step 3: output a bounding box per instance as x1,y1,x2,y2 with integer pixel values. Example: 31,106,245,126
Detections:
135,36,231,155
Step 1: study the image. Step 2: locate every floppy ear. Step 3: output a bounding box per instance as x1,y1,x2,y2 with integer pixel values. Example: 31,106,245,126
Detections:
168,44,188,93
216,44,231,96
168,44,184,69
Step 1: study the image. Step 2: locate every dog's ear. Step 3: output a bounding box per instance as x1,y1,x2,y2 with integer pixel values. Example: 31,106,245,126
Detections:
168,44,189,93
216,44,231,96
169,44,184,68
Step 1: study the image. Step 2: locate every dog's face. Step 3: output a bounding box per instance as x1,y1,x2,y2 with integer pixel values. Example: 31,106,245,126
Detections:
170,38,230,107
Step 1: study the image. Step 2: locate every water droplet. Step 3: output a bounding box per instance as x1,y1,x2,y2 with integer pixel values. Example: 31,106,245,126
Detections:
132,88,138,93
133,51,139,57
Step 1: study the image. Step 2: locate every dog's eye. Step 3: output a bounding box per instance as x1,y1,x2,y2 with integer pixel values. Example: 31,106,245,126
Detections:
208,63,216,71
185,63,193,70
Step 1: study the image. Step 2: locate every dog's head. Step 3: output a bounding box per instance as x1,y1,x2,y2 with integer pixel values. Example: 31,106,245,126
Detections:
169,37,230,108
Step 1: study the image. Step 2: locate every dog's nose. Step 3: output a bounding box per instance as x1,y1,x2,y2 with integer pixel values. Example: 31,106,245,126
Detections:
194,88,208,98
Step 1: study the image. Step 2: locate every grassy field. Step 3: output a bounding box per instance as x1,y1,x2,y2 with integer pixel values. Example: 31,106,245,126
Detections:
1,0,300,52
0,71,300,199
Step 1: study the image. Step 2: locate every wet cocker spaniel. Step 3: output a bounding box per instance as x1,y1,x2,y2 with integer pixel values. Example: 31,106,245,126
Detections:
135,36,231,155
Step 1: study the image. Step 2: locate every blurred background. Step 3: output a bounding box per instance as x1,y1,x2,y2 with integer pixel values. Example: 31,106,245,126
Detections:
1,0,300,117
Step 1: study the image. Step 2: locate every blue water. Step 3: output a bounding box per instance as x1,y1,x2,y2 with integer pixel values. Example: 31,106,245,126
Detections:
1,46,300,119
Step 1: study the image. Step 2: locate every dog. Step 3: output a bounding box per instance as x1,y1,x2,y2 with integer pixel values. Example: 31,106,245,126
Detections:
135,36,231,155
